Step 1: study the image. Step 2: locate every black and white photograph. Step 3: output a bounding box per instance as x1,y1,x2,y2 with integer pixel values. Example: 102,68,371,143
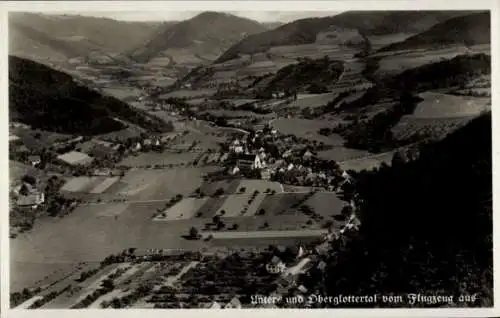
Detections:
3,0,495,313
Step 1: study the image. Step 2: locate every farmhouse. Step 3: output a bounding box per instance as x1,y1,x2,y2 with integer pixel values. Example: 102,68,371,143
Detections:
57,151,94,166
16,183,45,209
28,155,41,167
303,149,314,161
225,296,242,309
283,257,312,278
235,154,264,171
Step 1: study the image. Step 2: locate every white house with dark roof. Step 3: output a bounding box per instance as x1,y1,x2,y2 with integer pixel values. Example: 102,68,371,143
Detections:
225,296,242,309
28,155,41,167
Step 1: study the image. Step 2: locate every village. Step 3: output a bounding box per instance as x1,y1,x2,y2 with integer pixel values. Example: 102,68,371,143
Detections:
9,88,366,309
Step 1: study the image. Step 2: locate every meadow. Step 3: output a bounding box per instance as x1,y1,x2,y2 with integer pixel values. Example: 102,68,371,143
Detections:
337,151,395,172
286,93,335,109
412,91,490,118
61,176,120,194
118,151,199,167
159,88,217,99
101,87,143,101
271,118,344,146
374,46,473,77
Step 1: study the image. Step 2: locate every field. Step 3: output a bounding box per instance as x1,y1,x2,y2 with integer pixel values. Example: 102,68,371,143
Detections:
389,92,490,141
391,117,472,142
101,87,143,101
271,118,344,146
286,93,335,109
159,88,217,99
373,46,475,77
412,92,490,118
202,229,329,240
61,176,120,194
11,201,208,292
97,127,144,142
38,262,158,308
154,198,209,221
10,128,71,151
108,168,210,201
268,44,358,61
317,146,371,162
338,151,395,172
118,151,199,167
148,110,180,123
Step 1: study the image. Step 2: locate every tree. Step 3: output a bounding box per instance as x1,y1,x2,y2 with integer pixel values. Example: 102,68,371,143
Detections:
323,220,334,229
101,279,114,291
214,188,225,196
189,227,199,239
216,221,225,230
341,205,353,217
22,175,37,185
213,215,221,224
258,208,266,215
391,151,406,167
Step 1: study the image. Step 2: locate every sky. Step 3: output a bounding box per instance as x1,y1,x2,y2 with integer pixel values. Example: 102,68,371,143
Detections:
63,11,341,23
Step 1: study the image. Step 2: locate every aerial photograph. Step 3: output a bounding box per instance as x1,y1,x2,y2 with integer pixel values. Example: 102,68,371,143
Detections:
7,8,492,309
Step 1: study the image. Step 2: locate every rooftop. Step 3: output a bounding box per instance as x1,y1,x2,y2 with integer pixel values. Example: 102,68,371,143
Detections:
9,135,20,142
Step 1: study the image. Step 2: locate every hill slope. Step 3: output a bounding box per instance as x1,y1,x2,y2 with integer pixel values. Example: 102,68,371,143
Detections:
216,11,474,63
9,13,162,61
129,11,267,63
378,11,490,52
320,112,492,306
9,56,173,135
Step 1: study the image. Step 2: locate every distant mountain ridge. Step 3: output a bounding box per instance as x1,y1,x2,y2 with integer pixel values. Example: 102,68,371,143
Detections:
129,11,268,63
377,11,490,52
216,11,477,63
9,12,163,62
9,56,172,135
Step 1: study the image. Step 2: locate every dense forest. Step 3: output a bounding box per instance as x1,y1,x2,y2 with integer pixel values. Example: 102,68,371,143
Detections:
318,112,492,307
9,56,173,135
263,56,344,95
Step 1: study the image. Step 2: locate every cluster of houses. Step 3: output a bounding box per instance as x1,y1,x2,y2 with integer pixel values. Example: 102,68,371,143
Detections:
225,127,352,188
12,180,45,210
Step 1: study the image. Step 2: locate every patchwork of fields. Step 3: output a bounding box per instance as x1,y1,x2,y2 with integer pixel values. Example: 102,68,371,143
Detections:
12,183,347,293
391,91,490,141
